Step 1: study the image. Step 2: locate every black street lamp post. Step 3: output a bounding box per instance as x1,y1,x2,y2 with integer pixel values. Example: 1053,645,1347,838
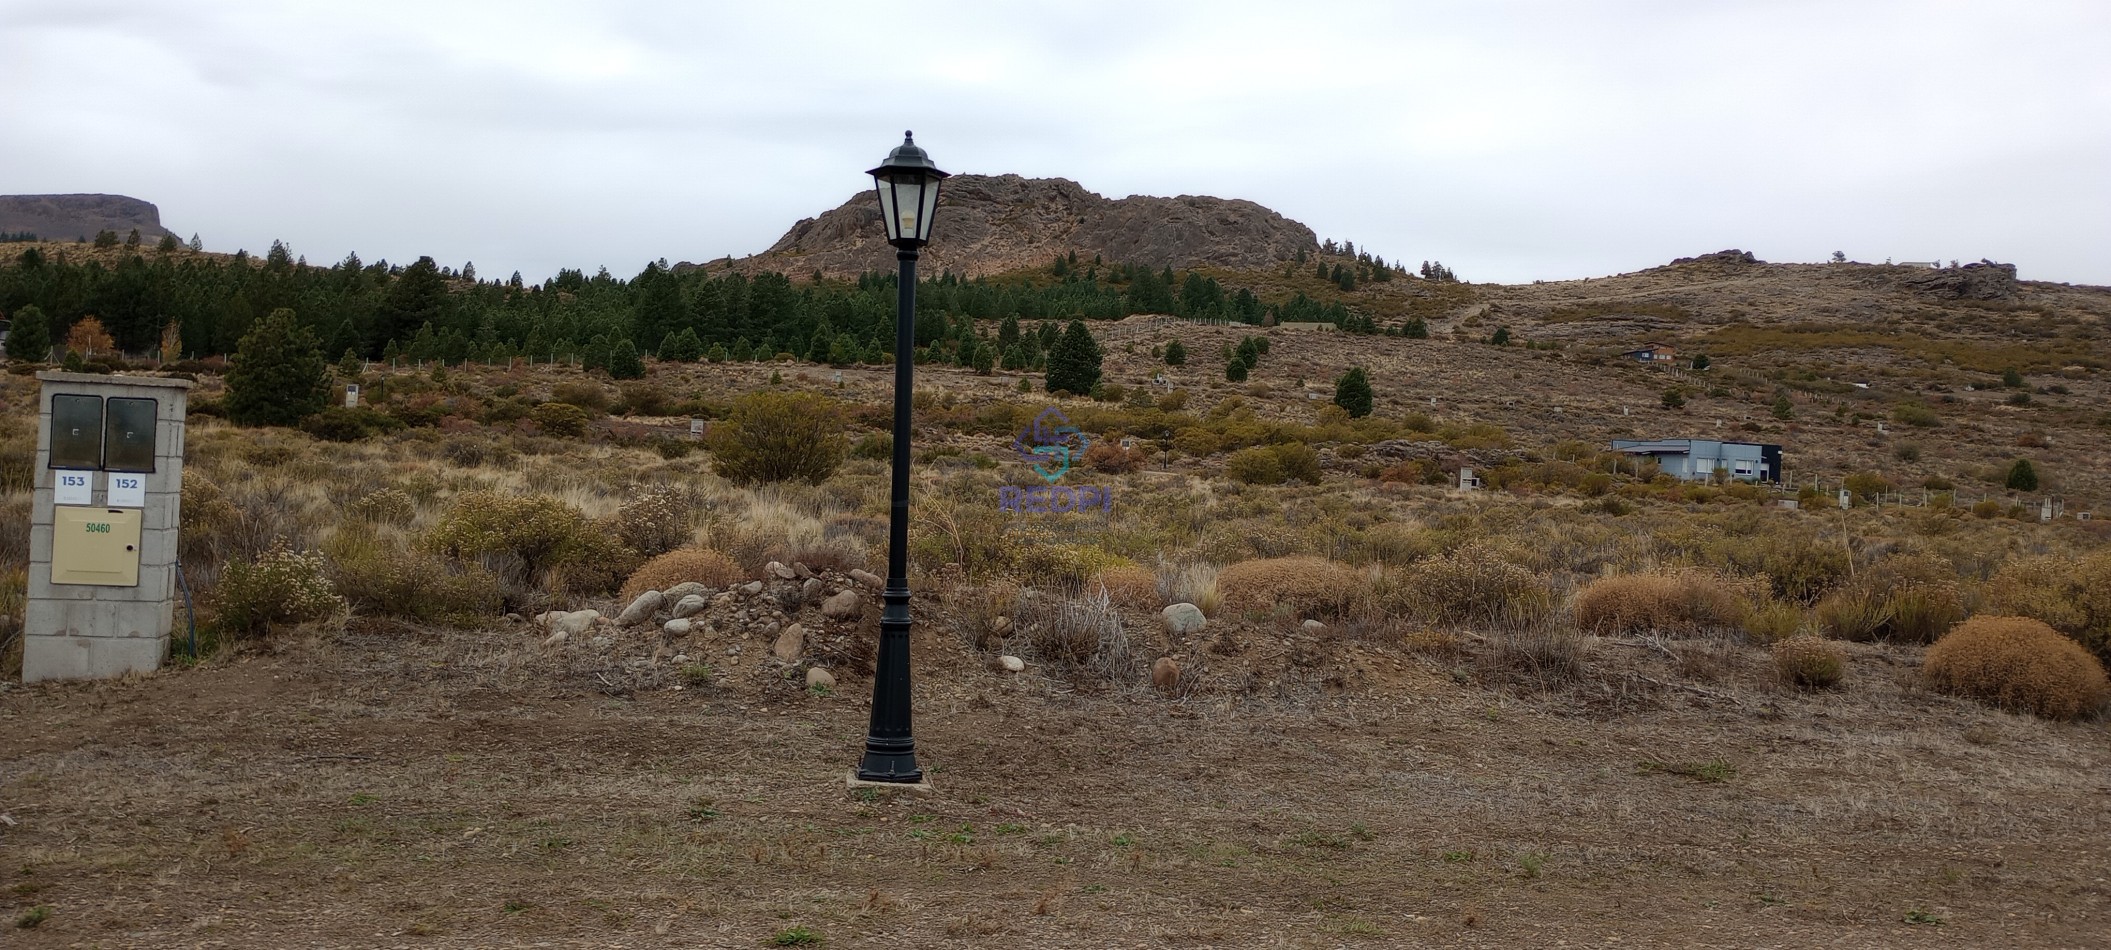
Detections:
857,132,949,784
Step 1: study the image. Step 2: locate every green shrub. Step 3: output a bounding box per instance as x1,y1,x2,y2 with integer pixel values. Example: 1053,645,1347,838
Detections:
707,391,848,485
1772,636,1846,689
326,528,500,625
1892,403,1942,428
213,541,344,638
1814,555,1963,643
425,493,637,603
1226,445,1284,484
1922,616,2109,721
300,406,403,442
532,402,591,437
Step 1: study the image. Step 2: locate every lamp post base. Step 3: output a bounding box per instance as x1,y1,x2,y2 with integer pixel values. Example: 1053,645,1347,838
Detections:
846,769,936,796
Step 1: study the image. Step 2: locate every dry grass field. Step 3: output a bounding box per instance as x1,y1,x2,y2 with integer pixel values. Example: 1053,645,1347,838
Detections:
4,256,2111,947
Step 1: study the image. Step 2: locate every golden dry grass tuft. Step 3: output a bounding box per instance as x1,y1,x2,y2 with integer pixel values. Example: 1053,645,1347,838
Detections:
1771,635,1847,689
1218,556,1360,619
1094,564,1162,612
1984,552,2111,664
1922,616,2110,721
1573,571,1746,635
620,548,746,601
1389,544,1553,628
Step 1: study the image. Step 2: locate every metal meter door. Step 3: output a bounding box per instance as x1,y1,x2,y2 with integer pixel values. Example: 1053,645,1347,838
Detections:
104,397,158,472
51,506,143,587
49,394,104,469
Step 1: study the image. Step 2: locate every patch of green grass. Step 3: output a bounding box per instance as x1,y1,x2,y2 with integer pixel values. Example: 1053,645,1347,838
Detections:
1293,831,1349,850
994,822,1027,835
684,798,721,823
1442,849,1475,863
679,663,716,686
16,905,51,929
348,793,376,806
1637,758,1736,783
1517,853,1546,878
1111,832,1136,847
1904,908,1944,926
502,900,532,914
1338,916,1383,937
771,925,824,945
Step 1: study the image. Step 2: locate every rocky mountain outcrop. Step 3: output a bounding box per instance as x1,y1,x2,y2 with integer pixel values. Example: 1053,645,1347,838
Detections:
708,174,1318,278
1900,260,2018,300
0,194,174,243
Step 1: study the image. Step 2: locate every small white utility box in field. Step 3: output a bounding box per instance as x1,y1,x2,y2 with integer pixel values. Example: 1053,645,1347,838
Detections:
23,371,191,682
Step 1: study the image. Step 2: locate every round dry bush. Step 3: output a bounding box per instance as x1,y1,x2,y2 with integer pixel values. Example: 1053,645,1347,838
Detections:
1573,572,1744,635
620,548,745,602
1922,616,2111,721
1396,545,1552,628
1772,635,1847,689
1218,556,1360,620
1094,565,1161,612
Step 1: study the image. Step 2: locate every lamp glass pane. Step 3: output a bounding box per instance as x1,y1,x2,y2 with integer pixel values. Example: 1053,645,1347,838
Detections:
892,173,926,243
873,176,902,243
916,176,942,243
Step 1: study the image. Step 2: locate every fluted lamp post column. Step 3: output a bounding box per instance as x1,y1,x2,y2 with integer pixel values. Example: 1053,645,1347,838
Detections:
856,131,948,785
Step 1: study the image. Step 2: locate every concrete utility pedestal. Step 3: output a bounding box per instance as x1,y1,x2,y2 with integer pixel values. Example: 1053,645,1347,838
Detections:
24,371,190,682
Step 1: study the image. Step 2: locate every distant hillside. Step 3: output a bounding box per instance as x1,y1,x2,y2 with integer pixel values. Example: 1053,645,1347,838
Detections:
0,194,173,244
701,174,1319,279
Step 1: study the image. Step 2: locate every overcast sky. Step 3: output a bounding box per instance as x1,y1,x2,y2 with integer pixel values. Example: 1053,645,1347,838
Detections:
5,1,2108,285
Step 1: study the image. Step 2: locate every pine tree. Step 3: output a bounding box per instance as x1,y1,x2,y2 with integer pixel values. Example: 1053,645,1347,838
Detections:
1333,366,1373,418
2006,459,2039,492
187,233,203,252
660,327,705,362
1404,316,1429,339
998,314,1021,350
608,339,645,379
1235,336,1260,365
1044,319,1103,395
1225,356,1249,382
1164,340,1186,366
5,304,51,361
225,308,330,427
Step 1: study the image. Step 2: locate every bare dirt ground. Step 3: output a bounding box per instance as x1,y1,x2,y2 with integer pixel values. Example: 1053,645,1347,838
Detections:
5,618,2108,949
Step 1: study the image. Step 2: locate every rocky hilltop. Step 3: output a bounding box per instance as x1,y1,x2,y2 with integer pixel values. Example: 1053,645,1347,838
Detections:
0,194,174,243
711,174,1318,278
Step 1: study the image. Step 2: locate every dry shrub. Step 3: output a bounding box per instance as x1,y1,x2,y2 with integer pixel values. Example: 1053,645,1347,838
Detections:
1479,623,1584,689
1772,636,1847,689
0,565,24,680
1218,556,1360,619
621,547,745,602
1985,552,2111,664
1394,544,1553,628
1014,587,1138,682
614,484,694,557
1082,439,1147,474
1816,554,1964,643
212,541,344,639
707,391,848,485
1573,572,1744,635
348,487,416,527
1095,564,1161,611
326,527,500,625
1922,616,2110,721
